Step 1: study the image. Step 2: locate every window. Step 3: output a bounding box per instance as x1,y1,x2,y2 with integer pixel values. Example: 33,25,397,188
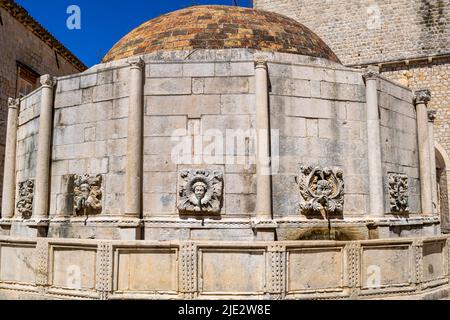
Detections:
16,63,39,98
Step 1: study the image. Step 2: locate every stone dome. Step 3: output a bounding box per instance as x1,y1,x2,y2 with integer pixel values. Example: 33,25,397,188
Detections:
102,5,340,63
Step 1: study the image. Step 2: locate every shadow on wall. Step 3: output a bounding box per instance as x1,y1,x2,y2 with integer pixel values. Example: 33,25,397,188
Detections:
287,227,366,241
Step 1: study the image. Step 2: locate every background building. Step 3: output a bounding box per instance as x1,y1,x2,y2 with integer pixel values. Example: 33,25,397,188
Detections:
254,0,450,230
0,0,86,214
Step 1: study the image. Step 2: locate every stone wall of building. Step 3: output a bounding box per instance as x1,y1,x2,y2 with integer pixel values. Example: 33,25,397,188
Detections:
0,5,84,214
382,58,450,151
254,0,449,66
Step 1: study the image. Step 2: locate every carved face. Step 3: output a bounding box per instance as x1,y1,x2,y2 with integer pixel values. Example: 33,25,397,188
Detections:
316,180,333,197
193,182,207,200
79,183,91,198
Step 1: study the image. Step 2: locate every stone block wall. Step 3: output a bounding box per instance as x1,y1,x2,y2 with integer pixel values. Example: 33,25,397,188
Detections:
50,67,131,217
143,57,256,219
267,62,370,217
254,0,449,66
15,88,41,205
0,5,84,215
377,78,421,213
382,59,450,152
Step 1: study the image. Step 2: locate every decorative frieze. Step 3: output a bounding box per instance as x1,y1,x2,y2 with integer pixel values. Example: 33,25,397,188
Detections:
96,242,113,300
177,169,223,215
35,239,49,286
73,174,103,216
388,173,409,213
268,244,285,298
180,242,197,299
414,240,424,285
296,165,344,215
17,180,34,219
347,242,361,295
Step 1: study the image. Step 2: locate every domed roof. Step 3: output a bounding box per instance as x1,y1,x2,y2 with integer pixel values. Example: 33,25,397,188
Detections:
102,5,340,63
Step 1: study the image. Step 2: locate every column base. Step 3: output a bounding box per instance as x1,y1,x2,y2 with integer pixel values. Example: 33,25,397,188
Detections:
251,219,277,241
118,217,143,240
8,219,49,238
0,219,12,236
26,219,49,237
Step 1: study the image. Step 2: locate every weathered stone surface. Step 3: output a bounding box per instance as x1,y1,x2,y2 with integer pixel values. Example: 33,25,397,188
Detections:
146,95,220,117
144,78,192,95
201,77,251,94
55,90,83,108
116,248,178,292
200,250,265,293
144,116,187,137
0,245,35,284
287,247,344,292
52,247,97,289
361,245,411,288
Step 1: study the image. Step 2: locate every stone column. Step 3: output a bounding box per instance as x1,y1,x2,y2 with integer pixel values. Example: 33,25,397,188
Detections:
32,75,56,223
428,110,438,215
121,57,144,239
252,55,276,240
363,67,385,217
1,98,20,221
415,90,433,215
254,56,272,220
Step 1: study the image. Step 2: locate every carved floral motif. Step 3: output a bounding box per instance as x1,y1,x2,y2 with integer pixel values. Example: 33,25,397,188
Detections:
388,173,409,213
17,180,34,219
177,169,223,215
296,165,344,215
73,174,103,216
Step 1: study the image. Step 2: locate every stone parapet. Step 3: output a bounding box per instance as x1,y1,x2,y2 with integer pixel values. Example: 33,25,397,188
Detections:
0,235,448,300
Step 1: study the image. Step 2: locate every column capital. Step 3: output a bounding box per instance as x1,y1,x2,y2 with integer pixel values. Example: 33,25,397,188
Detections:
428,110,437,123
127,57,145,69
40,74,57,88
414,89,431,105
363,66,380,80
7,97,20,110
254,54,268,68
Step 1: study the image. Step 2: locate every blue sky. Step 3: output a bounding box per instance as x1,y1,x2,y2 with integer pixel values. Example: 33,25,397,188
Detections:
16,0,252,67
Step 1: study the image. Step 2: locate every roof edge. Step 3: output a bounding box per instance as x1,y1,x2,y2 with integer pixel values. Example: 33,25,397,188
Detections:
0,0,87,72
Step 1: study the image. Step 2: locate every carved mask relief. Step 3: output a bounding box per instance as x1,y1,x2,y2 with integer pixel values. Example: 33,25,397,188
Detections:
296,165,344,215
73,174,103,216
17,180,34,220
388,173,409,213
177,169,223,215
